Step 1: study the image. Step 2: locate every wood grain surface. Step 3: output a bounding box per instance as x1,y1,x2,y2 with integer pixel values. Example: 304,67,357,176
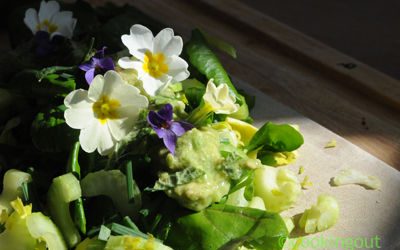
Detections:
129,0,400,169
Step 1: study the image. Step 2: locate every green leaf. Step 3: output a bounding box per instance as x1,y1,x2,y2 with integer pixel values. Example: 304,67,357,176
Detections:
8,69,76,99
151,167,205,191
246,122,304,153
166,204,288,250
185,29,240,98
200,30,237,58
185,29,250,120
31,105,79,152
181,79,206,109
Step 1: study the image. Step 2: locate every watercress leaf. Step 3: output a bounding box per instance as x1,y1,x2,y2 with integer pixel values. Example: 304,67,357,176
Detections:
185,29,241,99
247,122,304,153
181,79,206,109
31,105,79,152
151,167,205,191
200,30,237,58
166,204,288,250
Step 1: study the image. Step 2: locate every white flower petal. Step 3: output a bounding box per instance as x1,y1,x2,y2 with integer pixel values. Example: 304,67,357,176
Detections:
64,89,92,108
79,120,101,153
140,73,168,96
64,108,95,129
88,74,105,101
38,0,60,22
118,57,136,69
153,28,183,56
24,8,39,34
97,124,116,155
121,24,153,60
166,56,189,82
50,11,76,38
107,118,131,141
100,70,130,96
203,80,239,114
218,84,229,99
109,83,148,109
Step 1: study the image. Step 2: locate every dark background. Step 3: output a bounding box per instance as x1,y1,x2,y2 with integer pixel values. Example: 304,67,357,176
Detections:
241,0,400,80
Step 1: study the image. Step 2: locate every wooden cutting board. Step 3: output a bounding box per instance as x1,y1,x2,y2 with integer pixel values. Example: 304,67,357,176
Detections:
125,1,400,249
242,81,400,249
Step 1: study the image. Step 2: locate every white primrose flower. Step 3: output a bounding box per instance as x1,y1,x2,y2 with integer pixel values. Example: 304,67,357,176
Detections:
64,71,148,155
203,79,239,114
118,24,190,96
24,0,77,39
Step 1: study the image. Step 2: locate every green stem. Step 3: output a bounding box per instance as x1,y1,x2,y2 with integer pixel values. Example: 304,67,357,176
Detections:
66,142,86,235
187,102,214,126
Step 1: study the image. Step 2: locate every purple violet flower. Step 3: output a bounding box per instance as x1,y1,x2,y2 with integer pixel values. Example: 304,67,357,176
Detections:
147,104,194,154
79,47,115,84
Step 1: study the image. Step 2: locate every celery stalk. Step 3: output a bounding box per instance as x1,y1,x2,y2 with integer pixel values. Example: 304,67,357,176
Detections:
81,170,141,217
26,213,67,249
0,169,31,214
48,173,82,247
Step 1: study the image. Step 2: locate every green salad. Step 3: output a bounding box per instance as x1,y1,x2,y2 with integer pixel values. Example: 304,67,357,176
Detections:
0,1,340,249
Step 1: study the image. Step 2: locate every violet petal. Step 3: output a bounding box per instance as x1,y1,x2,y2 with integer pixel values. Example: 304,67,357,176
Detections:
98,57,115,71
158,104,173,122
178,120,194,132
147,110,165,128
170,122,186,137
79,60,95,72
94,46,107,58
85,68,96,84
162,129,177,154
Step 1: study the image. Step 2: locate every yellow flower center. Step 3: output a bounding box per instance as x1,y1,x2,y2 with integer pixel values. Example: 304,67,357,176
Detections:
92,95,121,124
36,19,58,34
142,51,168,78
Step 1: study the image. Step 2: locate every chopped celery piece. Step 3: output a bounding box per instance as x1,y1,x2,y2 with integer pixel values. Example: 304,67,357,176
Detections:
75,237,106,250
324,139,337,148
332,169,381,190
104,235,173,250
298,195,339,233
226,188,266,211
226,187,249,207
247,196,266,210
98,225,111,241
301,175,313,190
26,212,67,249
254,166,301,212
0,198,66,250
48,173,81,248
282,217,295,233
81,170,141,216
0,169,31,214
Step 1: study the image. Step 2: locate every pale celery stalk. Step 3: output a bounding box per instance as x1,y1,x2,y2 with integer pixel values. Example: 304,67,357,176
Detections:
81,170,141,217
0,169,31,214
48,173,81,247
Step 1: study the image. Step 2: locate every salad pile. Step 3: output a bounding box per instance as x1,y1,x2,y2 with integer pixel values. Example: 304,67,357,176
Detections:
0,1,341,250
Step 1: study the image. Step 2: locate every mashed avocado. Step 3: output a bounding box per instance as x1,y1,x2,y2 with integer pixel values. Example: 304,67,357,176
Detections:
163,128,230,211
